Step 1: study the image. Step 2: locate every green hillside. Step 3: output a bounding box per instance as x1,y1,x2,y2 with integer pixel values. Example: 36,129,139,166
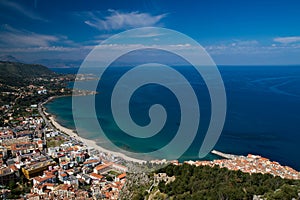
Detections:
0,61,56,86
123,164,300,200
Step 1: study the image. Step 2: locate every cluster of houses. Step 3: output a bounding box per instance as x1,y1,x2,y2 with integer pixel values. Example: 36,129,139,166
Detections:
25,136,128,199
184,152,300,180
0,111,128,199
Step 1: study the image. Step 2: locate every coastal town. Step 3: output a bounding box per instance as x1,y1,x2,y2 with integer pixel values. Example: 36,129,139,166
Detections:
0,111,128,199
184,150,300,180
0,61,300,199
0,62,132,199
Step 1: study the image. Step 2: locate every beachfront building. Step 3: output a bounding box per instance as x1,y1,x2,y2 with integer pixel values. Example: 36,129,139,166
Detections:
94,162,113,174
22,159,57,179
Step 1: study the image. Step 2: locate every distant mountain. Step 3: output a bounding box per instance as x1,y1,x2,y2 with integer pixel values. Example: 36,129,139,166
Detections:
0,61,56,86
0,55,20,63
0,56,83,68
34,58,83,68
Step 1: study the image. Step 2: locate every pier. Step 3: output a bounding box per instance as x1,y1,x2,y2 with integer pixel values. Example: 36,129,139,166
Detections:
211,150,235,159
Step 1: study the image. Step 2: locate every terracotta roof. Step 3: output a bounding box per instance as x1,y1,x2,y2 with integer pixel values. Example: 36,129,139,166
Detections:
56,184,71,191
44,183,55,187
9,165,18,171
117,173,126,179
83,159,99,164
89,172,104,180
94,162,112,171
33,175,55,183
66,147,74,151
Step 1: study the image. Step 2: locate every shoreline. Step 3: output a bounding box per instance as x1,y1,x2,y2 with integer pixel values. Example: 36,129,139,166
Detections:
41,97,300,173
42,96,146,164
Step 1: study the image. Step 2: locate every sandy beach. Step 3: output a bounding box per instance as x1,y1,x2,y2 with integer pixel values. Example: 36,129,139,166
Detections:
47,114,146,164
41,94,147,164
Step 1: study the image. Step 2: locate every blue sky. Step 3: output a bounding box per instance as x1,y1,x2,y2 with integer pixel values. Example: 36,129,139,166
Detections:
0,0,300,66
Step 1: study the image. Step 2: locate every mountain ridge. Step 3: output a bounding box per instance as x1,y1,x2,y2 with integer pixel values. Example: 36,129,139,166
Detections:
0,61,57,86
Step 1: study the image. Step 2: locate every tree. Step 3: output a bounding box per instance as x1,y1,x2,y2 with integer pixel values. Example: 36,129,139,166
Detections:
154,164,300,199
8,180,16,190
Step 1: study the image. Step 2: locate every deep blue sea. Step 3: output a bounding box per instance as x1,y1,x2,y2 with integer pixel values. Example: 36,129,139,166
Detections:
48,66,300,170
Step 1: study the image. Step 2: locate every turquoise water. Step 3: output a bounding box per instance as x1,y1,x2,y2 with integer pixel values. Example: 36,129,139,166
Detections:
48,66,300,170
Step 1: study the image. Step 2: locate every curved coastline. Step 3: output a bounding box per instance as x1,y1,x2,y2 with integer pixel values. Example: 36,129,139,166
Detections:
42,96,300,173
42,96,146,164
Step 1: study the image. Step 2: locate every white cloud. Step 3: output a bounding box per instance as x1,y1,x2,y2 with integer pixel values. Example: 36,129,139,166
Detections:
0,0,46,21
91,43,197,51
233,40,259,46
129,32,165,38
204,40,260,55
1,46,87,53
84,10,167,31
0,25,84,53
0,26,52,47
205,38,300,56
0,25,59,48
274,36,300,44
